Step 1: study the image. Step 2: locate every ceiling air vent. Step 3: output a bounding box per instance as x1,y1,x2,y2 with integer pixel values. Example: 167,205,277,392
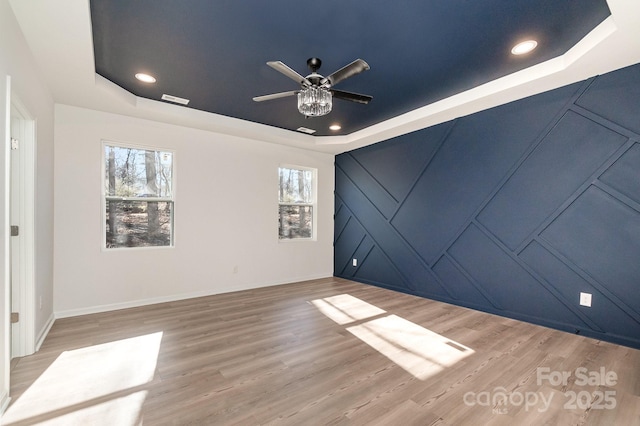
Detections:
161,94,190,105
296,127,316,134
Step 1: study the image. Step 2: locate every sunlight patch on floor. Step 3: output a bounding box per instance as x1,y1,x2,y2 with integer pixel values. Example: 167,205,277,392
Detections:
347,314,473,380
3,332,162,425
310,294,386,325
310,295,474,380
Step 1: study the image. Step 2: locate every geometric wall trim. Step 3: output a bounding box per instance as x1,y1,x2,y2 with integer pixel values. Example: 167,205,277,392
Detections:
477,110,627,250
600,143,640,205
541,186,640,322
335,63,640,349
576,64,640,135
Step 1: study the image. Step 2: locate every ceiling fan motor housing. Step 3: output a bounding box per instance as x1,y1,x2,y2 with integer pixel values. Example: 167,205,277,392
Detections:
307,57,322,72
305,58,325,87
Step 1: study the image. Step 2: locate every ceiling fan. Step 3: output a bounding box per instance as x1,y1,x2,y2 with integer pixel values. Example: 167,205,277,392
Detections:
253,57,372,117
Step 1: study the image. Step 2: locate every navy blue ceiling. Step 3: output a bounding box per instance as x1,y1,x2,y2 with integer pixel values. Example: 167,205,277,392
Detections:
90,0,610,136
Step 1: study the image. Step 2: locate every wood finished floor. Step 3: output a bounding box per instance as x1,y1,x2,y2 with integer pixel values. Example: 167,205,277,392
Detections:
4,277,640,425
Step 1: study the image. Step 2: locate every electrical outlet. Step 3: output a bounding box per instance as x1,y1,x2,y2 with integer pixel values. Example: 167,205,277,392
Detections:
580,292,592,307
39,296,43,310
352,258,357,267
233,265,238,274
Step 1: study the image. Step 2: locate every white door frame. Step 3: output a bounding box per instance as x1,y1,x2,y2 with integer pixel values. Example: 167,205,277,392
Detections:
9,95,35,358
1,74,11,415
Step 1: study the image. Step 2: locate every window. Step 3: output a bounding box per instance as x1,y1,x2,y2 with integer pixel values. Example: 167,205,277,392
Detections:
278,166,316,240
104,143,174,248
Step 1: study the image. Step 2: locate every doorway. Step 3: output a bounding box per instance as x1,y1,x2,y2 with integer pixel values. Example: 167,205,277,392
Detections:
9,98,35,359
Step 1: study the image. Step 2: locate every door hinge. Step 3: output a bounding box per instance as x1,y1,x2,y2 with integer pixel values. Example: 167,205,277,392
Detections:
11,225,19,237
11,138,19,150
11,312,19,324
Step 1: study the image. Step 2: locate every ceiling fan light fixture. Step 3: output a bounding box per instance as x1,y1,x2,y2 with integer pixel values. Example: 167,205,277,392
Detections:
298,86,332,117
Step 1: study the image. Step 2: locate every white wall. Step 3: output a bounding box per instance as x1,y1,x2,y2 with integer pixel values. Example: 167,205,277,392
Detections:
0,0,55,411
54,105,335,316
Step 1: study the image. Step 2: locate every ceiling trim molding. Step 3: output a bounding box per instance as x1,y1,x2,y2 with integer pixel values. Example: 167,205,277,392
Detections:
9,0,640,155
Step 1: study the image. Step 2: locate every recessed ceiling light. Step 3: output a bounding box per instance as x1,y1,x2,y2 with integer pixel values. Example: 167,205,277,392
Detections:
511,40,538,55
329,124,342,131
135,73,156,83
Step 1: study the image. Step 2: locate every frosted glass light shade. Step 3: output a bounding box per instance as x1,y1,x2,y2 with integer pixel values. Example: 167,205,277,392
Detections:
298,87,332,116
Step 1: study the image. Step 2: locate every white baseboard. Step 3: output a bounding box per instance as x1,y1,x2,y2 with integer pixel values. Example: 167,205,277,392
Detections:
0,390,10,417
35,313,55,352
55,274,332,319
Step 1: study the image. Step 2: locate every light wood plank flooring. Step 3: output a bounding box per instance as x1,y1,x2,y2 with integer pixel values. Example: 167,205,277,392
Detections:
4,277,640,425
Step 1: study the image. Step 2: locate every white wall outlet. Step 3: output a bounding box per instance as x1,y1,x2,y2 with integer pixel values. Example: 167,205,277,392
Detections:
352,258,357,267
233,265,238,274
580,292,592,307
39,296,43,310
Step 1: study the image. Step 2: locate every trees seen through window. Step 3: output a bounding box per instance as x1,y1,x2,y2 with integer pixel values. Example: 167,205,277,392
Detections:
104,144,174,248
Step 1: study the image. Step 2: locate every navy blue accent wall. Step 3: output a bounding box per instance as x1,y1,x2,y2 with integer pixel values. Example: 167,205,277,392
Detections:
334,63,640,349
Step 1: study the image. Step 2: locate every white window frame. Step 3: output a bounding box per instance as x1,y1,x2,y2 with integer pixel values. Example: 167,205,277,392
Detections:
101,140,176,250
278,164,317,242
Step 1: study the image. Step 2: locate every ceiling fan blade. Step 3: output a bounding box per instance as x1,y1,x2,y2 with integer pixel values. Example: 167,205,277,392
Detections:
331,89,372,104
253,91,298,102
323,59,370,87
267,61,312,86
